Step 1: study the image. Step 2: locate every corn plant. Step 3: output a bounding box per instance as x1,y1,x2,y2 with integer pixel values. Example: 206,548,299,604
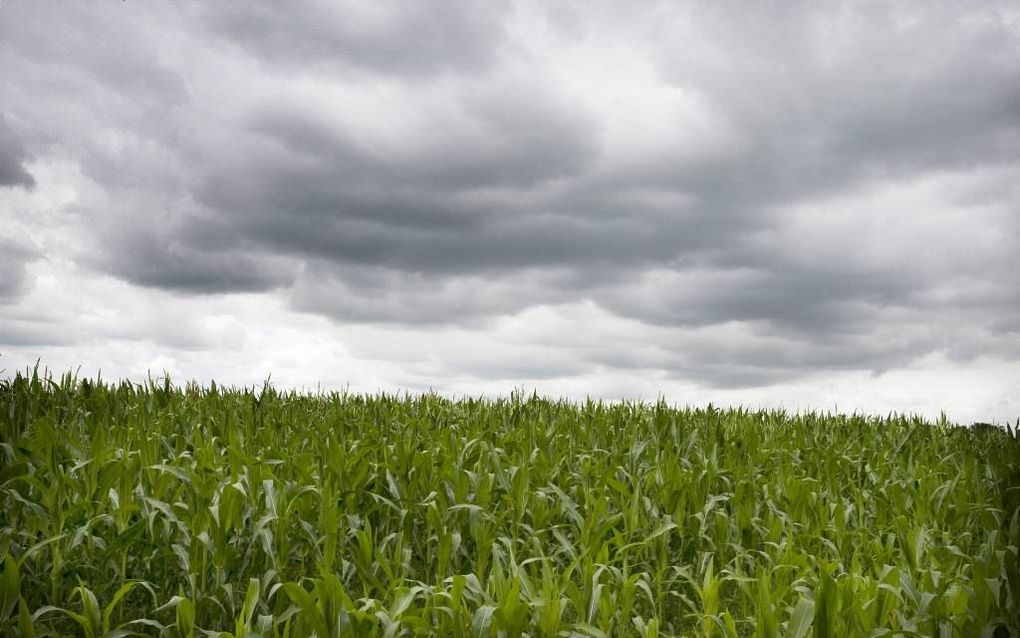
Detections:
1,368,1017,636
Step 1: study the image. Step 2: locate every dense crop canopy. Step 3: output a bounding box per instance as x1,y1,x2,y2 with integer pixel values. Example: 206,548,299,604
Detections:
1,369,1017,636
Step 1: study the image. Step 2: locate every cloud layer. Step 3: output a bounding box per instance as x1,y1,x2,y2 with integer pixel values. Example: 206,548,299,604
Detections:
1,1,1018,418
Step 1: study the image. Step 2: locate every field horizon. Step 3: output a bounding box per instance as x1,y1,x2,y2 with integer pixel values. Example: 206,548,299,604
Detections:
3,364,1014,431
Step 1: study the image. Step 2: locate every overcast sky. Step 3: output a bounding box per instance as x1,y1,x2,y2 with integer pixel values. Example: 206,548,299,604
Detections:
1,1,1018,423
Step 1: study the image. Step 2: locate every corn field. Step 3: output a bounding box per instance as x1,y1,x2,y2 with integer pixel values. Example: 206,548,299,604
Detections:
1,369,1017,637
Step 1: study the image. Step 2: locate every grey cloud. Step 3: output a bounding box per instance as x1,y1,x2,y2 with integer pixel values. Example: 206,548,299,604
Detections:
187,0,1020,297
0,117,35,188
0,3,188,150
603,327,938,389
0,148,34,188
0,238,38,301
0,320,74,347
195,1,509,77
234,79,599,191
647,3,1020,202
290,262,579,325
595,266,918,333
103,231,297,294
585,263,1020,386
2,1,1019,389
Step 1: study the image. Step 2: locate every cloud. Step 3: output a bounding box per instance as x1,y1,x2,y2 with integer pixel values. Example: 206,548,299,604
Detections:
0,0,1018,397
0,237,38,301
0,116,35,188
105,232,298,294
290,261,587,325
195,1,511,77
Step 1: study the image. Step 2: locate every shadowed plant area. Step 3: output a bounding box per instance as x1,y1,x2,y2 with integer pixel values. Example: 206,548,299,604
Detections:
1,370,1017,637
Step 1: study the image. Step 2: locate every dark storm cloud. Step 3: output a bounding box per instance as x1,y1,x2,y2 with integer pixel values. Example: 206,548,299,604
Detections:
2,0,1019,388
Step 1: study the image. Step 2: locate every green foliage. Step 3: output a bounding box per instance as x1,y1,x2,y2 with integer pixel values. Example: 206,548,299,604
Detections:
1,368,1018,636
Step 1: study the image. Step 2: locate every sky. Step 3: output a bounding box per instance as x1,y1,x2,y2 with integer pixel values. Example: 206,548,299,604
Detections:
1,1,1018,424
